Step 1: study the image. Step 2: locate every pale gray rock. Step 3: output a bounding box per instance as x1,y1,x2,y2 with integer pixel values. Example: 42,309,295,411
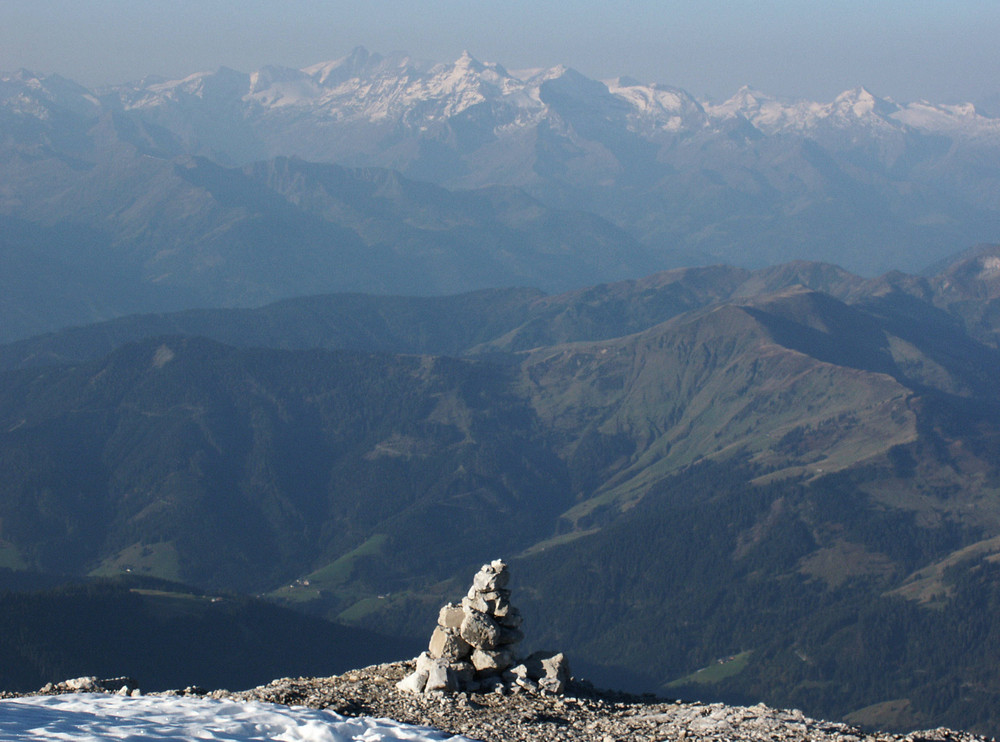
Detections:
472,563,511,593
424,662,455,693
462,594,489,614
478,589,510,613
428,626,471,660
538,652,570,694
415,652,433,675
513,651,570,693
514,676,539,692
540,652,569,682
395,670,428,694
471,648,514,673
438,603,465,629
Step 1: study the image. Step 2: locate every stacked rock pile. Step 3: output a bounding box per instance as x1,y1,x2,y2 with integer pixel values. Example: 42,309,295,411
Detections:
397,559,569,695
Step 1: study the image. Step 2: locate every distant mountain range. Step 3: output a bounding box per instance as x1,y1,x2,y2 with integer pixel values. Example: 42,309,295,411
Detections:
1,248,999,731
3,49,1000,341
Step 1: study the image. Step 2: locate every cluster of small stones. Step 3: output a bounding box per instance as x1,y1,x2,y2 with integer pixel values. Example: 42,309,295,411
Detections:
4,663,991,742
0,676,142,699
396,559,569,696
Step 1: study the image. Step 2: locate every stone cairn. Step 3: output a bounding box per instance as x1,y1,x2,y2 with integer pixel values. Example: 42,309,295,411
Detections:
397,559,569,695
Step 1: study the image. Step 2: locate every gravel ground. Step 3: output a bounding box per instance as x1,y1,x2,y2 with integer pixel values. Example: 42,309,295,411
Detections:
210,661,989,742
4,661,990,742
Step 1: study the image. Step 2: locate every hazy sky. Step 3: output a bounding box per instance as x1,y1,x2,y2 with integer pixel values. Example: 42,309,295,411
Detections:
2,0,998,103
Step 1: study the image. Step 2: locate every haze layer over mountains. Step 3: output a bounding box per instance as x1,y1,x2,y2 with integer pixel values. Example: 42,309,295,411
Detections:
3,47,1000,340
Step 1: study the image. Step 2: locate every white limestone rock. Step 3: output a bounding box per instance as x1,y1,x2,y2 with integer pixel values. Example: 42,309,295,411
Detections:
64,677,99,691
425,661,456,692
396,670,428,694
438,602,465,629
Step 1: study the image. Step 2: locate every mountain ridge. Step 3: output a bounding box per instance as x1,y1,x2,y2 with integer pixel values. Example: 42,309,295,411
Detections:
4,248,996,371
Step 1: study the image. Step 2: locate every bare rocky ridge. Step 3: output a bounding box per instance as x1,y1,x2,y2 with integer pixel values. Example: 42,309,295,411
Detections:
224,662,989,742
6,664,985,742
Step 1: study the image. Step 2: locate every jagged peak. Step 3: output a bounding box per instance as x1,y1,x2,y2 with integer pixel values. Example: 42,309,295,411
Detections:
526,64,570,83
303,46,393,86
832,86,898,117
2,68,93,93
344,45,372,65
439,50,498,79
535,65,608,96
702,85,775,121
450,51,511,79
709,85,776,116
4,67,42,84
454,49,479,68
0,68,103,116
732,84,772,102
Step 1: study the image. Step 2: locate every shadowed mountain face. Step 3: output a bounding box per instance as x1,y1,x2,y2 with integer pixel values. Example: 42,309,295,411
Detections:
0,338,572,591
0,143,649,344
1,251,1000,731
0,573,420,693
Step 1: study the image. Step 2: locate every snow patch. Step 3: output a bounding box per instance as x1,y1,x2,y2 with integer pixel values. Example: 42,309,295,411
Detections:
0,694,473,742
980,256,1000,276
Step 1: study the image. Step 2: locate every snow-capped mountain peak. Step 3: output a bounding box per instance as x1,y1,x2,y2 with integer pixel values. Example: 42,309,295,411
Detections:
705,84,907,134
303,46,380,85
706,86,795,130
0,69,102,119
302,46,419,88
453,50,479,70
605,78,708,132
832,86,898,119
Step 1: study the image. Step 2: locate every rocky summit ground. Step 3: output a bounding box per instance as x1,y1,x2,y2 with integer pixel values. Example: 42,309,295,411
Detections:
12,661,986,742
